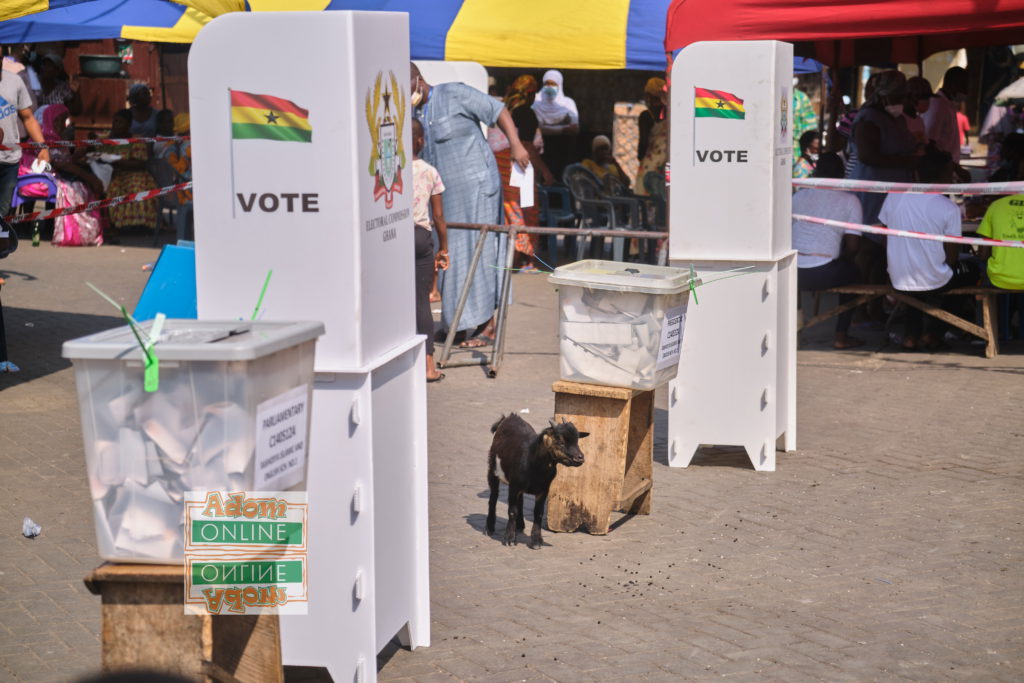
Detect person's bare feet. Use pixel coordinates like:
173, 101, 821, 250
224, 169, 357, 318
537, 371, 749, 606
429, 290, 441, 302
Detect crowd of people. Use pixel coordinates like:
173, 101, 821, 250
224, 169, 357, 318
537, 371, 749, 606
0, 47, 192, 248
793, 66, 1023, 352
410, 63, 669, 375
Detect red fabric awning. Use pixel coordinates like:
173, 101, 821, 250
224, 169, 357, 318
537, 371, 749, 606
665, 0, 1024, 66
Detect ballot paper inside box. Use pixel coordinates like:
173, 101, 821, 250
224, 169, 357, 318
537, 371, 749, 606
549, 260, 696, 390
62, 320, 323, 563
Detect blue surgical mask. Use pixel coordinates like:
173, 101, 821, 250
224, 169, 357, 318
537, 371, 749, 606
541, 86, 557, 100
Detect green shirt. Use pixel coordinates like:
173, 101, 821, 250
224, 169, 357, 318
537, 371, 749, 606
978, 194, 1024, 290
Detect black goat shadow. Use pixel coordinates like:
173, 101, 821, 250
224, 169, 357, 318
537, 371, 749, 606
466, 488, 556, 548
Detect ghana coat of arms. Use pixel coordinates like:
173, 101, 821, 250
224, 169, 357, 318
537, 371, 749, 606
365, 70, 406, 209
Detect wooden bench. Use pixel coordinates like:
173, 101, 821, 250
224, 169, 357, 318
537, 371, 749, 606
797, 284, 1000, 358
546, 380, 654, 535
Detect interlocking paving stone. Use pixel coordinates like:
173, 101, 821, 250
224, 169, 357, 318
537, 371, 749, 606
1, 243, 1022, 681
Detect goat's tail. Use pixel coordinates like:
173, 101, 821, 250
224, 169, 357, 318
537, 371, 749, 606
490, 414, 510, 434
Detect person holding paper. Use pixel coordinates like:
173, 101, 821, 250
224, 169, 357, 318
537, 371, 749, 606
499, 75, 556, 271
411, 62, 529, 347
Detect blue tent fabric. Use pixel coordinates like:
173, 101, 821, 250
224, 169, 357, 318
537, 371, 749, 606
0, 0, 194, 43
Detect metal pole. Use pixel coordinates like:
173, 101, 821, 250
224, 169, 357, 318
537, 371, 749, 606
487, 227, 517, 377
446, 222, 667, 241
437, 225, 490, 368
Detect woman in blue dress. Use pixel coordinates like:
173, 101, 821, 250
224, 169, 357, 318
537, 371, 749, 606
411, 63, 530, 347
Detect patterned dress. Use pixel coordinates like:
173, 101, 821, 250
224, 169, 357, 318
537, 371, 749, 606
416, 83, 507, 334
106, 143, 158, 230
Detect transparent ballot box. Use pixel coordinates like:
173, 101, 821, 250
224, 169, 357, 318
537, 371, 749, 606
62, 320, 324, 563
549, 260, 695, 390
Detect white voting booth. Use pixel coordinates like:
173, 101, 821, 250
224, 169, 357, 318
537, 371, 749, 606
667, 41, 797, 472
189, 11, 428, 682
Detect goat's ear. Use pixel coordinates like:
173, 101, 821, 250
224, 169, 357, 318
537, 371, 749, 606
578, 431, 590, 439
548, 419, 557, 430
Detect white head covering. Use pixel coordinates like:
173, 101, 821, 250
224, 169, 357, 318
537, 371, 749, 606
532, 69, 579, 127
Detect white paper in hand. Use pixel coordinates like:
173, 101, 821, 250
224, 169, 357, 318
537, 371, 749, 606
510, 163, 534, 208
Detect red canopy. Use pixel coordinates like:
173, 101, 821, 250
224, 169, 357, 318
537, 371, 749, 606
665, 0, 1024, 66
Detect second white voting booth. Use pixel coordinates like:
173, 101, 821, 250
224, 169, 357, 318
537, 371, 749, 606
190, 11, 427, 682
668, 40, 797, 471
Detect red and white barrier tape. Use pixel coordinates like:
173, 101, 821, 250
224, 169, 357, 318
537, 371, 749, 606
794, 213, 1024, 249
793, 177, 1024, 196
4, 181, 192, 224
0, 136, 190, 151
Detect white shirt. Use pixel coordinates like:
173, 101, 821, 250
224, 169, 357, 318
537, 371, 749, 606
792, 188, 862, 268
921, 91, 960, 162
880, 194, 961, 291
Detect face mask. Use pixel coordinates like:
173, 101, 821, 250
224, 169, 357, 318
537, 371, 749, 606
885, 104, 904, 118
410, 77, 423, 107
541, 86, 557, 100
808, 153, 819, 162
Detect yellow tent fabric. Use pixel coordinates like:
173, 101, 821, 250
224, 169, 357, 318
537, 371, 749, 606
0, 0, 89, 22
122, 6, 211, 42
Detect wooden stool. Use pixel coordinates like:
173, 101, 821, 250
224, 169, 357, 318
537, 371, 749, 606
546, 380, 654, 535
84, 563, 283, 682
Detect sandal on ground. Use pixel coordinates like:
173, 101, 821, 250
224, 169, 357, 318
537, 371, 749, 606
458, 334, 494, 349
427, 372, 445, 383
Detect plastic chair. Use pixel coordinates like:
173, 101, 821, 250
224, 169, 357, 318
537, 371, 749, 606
11, 173, 58, 244
11, 173, 57, 209
562, 164, 631, 261
537, 185, 574, 263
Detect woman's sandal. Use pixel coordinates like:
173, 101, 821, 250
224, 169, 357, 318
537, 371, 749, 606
458, 334, 494, 349
427, 372, 445, 383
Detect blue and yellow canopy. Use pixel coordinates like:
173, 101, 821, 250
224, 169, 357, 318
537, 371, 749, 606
0, 0, 210, 43
0, 0, 671, 70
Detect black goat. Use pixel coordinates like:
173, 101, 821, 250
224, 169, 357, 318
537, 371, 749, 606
486, 414, 588, 548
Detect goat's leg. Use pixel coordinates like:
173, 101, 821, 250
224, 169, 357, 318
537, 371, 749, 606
528, 490, 548, 549
503, 485, 519, 546
515, 491, 526, 532
486, 470, 499, 536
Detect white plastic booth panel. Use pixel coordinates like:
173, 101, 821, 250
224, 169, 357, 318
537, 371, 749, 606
667, 255, 796, 471
190, 11, 415, 372
669, 40, 793, 262
279, 371, 375, 681
190, 11, 430, 682
372, 342, 430, 653
667, 39, 796, 472
413, 60, 488, 93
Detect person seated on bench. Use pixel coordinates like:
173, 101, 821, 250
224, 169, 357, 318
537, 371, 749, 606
880, 149, 979, 351
976, 154, 1024, 292
792, 152, 864, 348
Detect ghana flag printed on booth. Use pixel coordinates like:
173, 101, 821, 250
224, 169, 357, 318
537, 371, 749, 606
694, 87, 745, 120
231, 90, 312, 142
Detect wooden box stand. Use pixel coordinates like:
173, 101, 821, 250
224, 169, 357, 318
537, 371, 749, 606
84, 564, 283, 683
547, 380, 654, 535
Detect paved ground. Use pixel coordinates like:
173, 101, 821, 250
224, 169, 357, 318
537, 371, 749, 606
1, 236, 1022, 682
